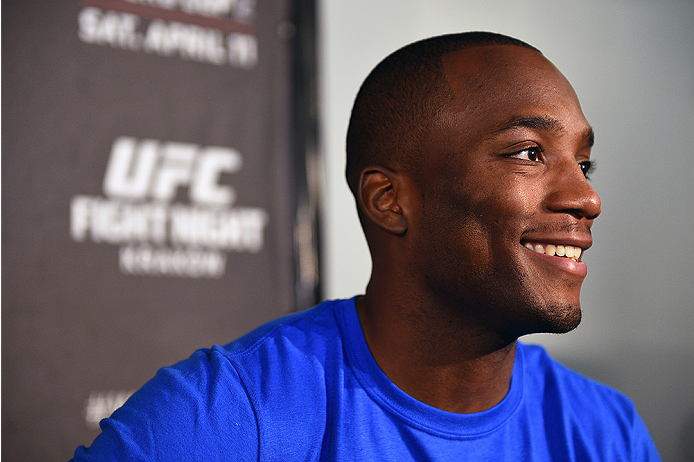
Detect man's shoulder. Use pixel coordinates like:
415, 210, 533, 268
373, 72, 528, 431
518, 342, 639, 421
517, 343, 660, 459
164, 298, 355, 381
128, 297, 355, 418
217, 297, 353, 360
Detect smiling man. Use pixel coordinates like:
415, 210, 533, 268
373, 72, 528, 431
72, 32, 661, 461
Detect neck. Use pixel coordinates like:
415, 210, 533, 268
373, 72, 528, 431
356, 291, 517, 414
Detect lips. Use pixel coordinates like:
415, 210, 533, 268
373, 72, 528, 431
522, 241, 583, 261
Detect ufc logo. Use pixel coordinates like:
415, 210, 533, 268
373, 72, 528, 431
103, 137, 242, 206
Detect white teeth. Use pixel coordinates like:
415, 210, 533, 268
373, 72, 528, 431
524, 242, 583, 261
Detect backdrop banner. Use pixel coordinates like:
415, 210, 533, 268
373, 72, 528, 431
2, 1, 317, 459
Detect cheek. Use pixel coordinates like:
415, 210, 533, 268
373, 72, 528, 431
455, 179, 534, 232
417, 190, 492, 268
416, 173, 540, 264
442, 185, 538, 268
471, 178, 542, 246
478, 177, 537, 215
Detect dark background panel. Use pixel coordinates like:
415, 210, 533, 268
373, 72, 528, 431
2, 0, 317, 459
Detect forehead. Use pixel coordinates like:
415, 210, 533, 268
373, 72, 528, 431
437, 45, 588, 135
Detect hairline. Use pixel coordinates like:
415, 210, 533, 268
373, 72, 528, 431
345, 33, 542, 196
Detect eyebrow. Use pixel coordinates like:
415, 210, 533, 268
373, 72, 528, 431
493, 115, 595, 147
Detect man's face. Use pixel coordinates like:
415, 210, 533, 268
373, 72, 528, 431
410, 45, 601, 339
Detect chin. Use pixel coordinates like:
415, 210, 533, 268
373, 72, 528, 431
501, 297, 583, 339
529, 301, 583, 335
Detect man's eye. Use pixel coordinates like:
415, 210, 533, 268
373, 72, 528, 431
579, 160, 595, 179
508, 147, 541, 162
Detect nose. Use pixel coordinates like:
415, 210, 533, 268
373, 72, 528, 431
544, 162, 601, 220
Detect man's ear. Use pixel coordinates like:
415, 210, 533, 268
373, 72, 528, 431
358, 167, 409, 235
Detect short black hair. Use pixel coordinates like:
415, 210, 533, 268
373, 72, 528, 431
345, 32, 541, 194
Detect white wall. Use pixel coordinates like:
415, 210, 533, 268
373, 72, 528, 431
317, 1, 694, 460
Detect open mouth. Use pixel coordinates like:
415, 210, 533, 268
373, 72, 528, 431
522, 241, 583, 262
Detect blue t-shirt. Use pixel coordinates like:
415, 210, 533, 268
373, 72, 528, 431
72, 298, 661, 461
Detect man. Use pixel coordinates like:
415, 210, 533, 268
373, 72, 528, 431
72, 32, 661, 460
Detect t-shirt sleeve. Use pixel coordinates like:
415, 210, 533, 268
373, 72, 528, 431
70, 347, 258, 462
631, 411, 662, 462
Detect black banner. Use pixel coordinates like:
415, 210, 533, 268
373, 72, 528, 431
2, 0, 318, 459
